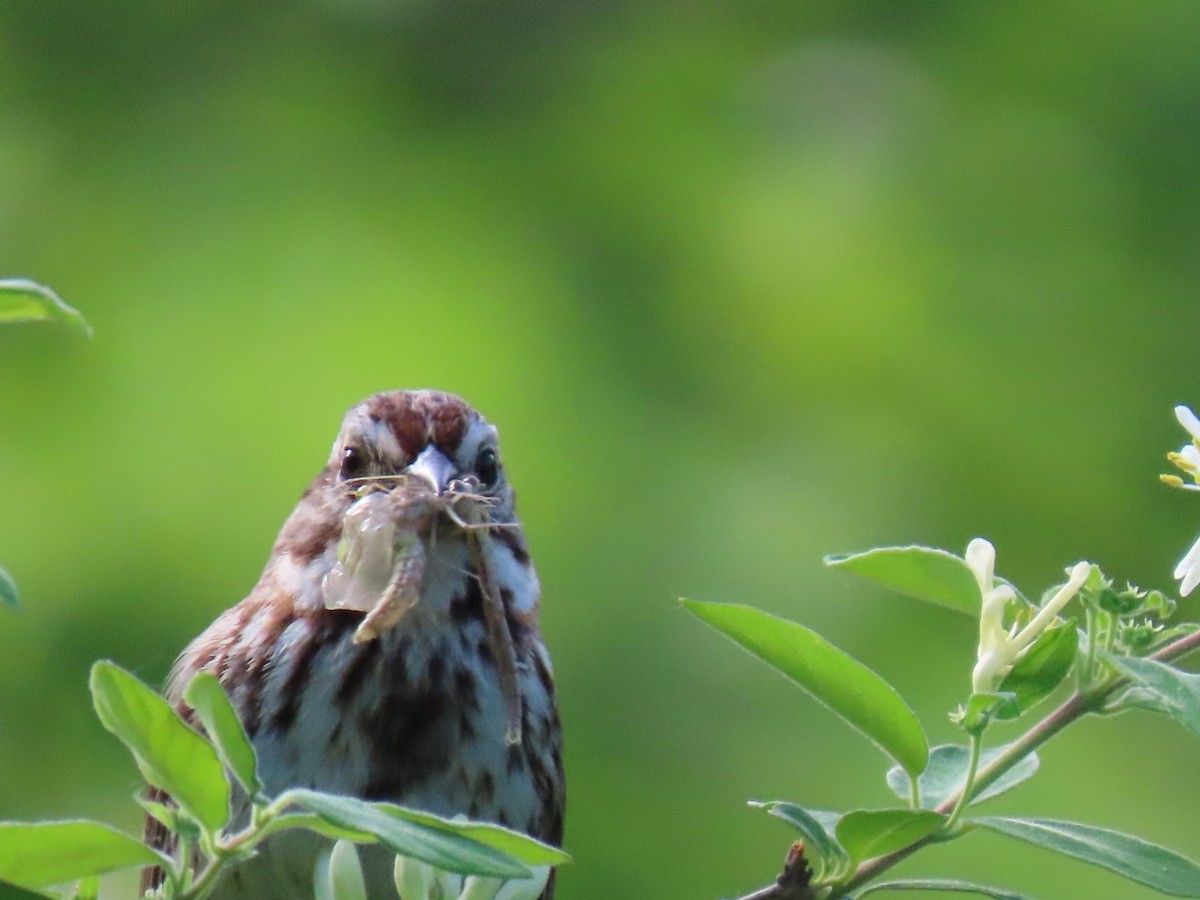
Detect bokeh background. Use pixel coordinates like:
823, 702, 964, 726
3, 2, 1200, 898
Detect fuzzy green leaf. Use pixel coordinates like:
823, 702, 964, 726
683, 599, 928, 776
183, 672, 262, 798
260, 814, 377, 845
835, 809, 945, 866
856, 878, 1035, 899
374, 803, 569, 866
749, 802, 848, 879
282, 790, 530, 879
89, 661, 229, 833
1109, 656, 1200, 738
995, 621, 1077, 718
0, 821, 163, 890
0, 568, 17, 610
887, 744, 1039, 809
825, 546, 980, 615
974, 817, 1200, 896
0, 280, 91, 336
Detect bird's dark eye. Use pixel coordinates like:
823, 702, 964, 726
341, 445, 366, 479
476, 447, 499, 487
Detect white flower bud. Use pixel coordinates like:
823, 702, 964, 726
315, 840, 367, 900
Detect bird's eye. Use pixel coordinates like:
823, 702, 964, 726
341, 445, 367, 479
476, 447, 499, 487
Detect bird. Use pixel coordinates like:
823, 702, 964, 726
142, 389, 564, 898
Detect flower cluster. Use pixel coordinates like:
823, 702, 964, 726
1163, 404, 1200, 596
967, 537, 1091, 695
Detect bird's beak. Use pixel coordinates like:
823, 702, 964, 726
407, 444, 457, 496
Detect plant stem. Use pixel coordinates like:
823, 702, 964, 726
179, 797, 292, 899
1151, 623, 1200, 664
941, 732, 981, 833
1082, 606, 1097, 685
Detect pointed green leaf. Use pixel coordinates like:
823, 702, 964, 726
825, 546, 980, 615
183, 672, 262, 797
996, 621, 1077, 718
135, 797, 181, 836
683, 599, 928, 775
836, 809, 945, 865
887, 744, 1040, 810
373, 803, 569, 866
1109, 656, 1200, 738
89, 661, 229, 833
749, 802, 849, 879
282, 790, 530, 879
856, 878, 1035, 899
0, 821, 164, 890
974, 817, 1200, 896
0, 568, 18, 610
0, 280, 92, 336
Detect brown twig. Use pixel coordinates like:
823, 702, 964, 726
732, 842, 815, 900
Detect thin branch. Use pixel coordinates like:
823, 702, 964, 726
731, 842, 816, 900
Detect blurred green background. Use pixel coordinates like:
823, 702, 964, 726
3, 2, 1200, 898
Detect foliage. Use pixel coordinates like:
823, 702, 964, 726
685, 404, 1200, 900
0, 662, 566, 899
0, 279, 91, 337
0, 277, 89, 613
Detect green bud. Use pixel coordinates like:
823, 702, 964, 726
1096, 587, 1140, 615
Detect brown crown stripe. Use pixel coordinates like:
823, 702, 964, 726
365, 391, 473, 457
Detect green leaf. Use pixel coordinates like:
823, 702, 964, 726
0, 568, 18, 610
260, 814, 377, 845
183, 672, 263, 798
0, 280, 92, 336
749, 802, 849, 879
89, 661, 230, 833
1109, 656, 1200, 738
974, 817, 1200, 896
855, 878, 1035, 899
134, 797, 180, 835
282, 790, 531, 879
887, 744, 1040, 810
682, 599, 928, 776
835, 809, 945, 865
0, 880, 55, 900
374, 803, 569, 867
996, 621, 1078, 718
0, 821, 164, 890
825, 546, 980, 615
